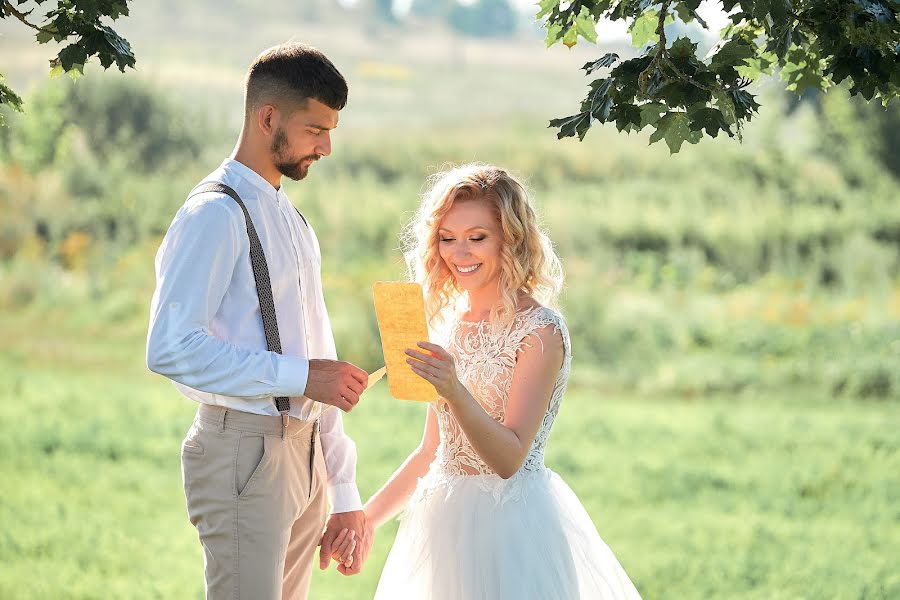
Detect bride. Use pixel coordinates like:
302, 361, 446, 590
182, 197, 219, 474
364, 164, 642, 599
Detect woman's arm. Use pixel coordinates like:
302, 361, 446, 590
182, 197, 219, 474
407, 325, 564, 479
363, 406, 440, 529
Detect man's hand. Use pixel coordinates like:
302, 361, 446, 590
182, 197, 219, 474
319, 510, 374, 576
304, 360, 368, 412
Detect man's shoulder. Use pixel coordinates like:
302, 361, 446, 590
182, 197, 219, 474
180, 170, 246, 217
168, 175, 247, 239
180, 190, 243, 223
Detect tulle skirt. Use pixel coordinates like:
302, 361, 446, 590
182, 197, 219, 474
374, 467, 642, 600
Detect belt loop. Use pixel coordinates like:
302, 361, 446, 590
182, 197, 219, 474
281, 414, 289, 440
218, 407, 227, 432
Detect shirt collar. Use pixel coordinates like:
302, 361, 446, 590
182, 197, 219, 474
220, 158, 280, 199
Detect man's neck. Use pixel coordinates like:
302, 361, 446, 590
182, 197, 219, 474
231, 139, 282, 191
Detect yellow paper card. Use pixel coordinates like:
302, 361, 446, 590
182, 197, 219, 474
373, 282, 437, 402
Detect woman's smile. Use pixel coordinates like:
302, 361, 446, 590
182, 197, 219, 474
455, 263, 482, 274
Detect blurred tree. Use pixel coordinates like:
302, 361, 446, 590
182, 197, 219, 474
449, 0, 517, 38
541, 0, 900, 153
410, 0, 453, 19
0, 0, 135, 126
0, 76, 208, 254
0, 77, 203, 175
815, 85, 900, 180
407, 0, 516, 37
354, 0, 399, 25
375, 0, 398, 23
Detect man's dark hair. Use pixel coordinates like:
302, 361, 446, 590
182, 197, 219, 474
244, 43, 348, 118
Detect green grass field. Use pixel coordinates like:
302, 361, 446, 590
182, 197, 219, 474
1, 309, 897, 600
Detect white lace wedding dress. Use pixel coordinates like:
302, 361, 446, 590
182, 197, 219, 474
373, 306, 642, 599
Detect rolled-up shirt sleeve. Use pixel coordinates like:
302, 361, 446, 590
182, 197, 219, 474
146, 199, 309, 399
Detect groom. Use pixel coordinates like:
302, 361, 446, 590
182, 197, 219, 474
146, 43, 373, 598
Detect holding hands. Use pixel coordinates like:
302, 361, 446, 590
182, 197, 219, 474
319, 510, 375, 575
406, 342, 463, 404
314, 341, 460, 579
322, 527, 356, 569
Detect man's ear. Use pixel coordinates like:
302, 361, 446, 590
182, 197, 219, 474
257, 104, 277, 136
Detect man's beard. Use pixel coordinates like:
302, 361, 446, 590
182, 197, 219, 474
271, 127, 318, 181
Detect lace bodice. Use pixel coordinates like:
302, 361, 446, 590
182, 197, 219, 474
431, 305, 572, 479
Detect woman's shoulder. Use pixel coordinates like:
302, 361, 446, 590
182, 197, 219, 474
510, 302, 567, 347
507, 303, 568, 363
514, 301, 565, 328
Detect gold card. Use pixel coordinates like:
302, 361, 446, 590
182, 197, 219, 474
372, 282, 437, 402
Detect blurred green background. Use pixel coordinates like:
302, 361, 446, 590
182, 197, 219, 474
1, 1, 898, 598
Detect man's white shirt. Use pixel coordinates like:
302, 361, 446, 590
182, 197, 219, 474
147, 158, 361, 513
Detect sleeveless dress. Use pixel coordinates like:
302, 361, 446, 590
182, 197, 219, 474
373, 306, 642, 600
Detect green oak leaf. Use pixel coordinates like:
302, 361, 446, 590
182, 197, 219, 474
581, 78, 613, 114
737, 52, 776, 79
590, 0, 614, 19
639, 102, 668, 127
1, 0, 138, 128
108, 0, 131, 19
583, 53, 620, 75
688, 106, 731, 137
545, 22, 564, 47
536, 0, 557, 19
629, 10, 674, 48
615, 104, 643, 132
675, 2, 708, 27
769, 22, 795, 60
730, 89, 760, 119
575, 6, 599, 44
66, 64, 85, 80
782, 61, 830, 93
591, 94, 615, 121
0, 76, 24, 123
713, 90, 737, 125
100, 25, 135, 67
853, 0, 894, 24
709, 38, 756, 70
749, 0, 774, 21
670, 36, 697, 59
57, 44, 88, 71
563, 24, 579, 48
781, 47, 830, 94
540, 0, 899, 145
549, 112, 592, 140
649, 111, 703, 153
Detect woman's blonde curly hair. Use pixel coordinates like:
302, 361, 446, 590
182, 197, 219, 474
401, 164, 564, 327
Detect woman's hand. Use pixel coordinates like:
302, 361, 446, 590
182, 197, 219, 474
406, 342, 463, 404
328, 527, 356, 569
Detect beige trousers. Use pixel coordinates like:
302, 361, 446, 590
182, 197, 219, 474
181, 404, 328, 600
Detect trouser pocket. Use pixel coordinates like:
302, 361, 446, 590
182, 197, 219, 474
235, 432, 269, 498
